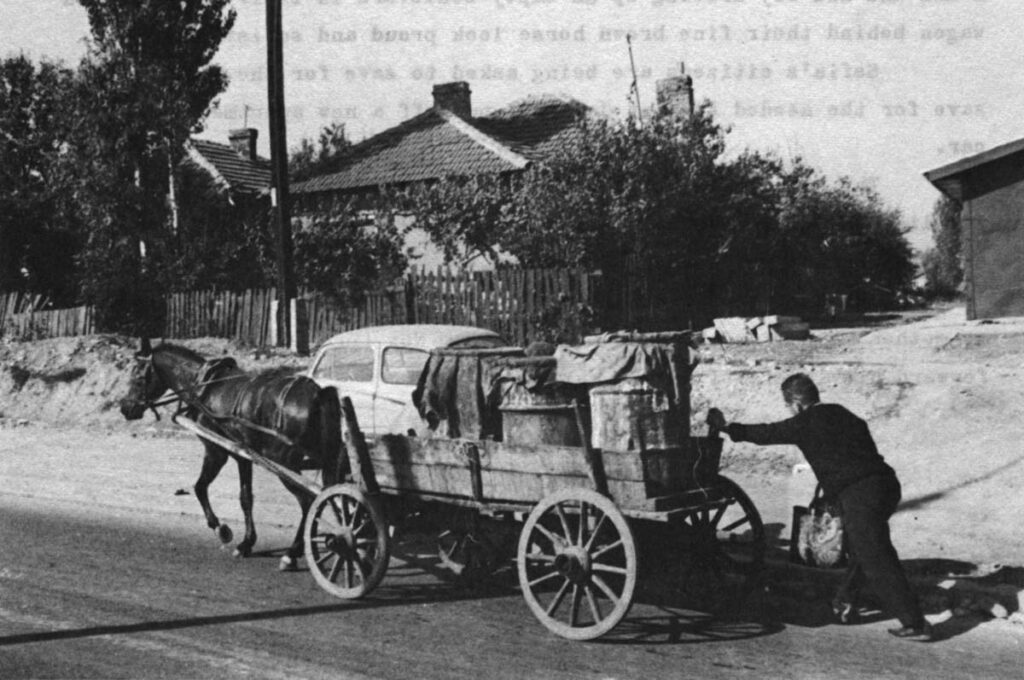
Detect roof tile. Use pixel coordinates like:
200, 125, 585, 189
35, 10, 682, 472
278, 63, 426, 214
293, 95, 591, 195
190, 138, 272, 194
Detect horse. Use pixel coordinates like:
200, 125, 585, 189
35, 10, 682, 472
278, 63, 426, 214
119, 338, 348, 571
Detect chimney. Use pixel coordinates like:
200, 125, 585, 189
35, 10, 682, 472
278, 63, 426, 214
432, 81, 472, 119
229, 128, 259, 160
656, 63, 694, 120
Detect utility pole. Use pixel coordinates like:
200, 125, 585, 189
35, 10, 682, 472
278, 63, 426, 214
266, 0, 295, 347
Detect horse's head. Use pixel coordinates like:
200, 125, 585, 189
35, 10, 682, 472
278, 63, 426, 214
120, 338, 166, 421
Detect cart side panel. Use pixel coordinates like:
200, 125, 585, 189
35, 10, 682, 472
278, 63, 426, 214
370, 435, 721, 510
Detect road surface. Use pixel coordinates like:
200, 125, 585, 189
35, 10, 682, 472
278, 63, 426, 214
0, 427, 1021, 679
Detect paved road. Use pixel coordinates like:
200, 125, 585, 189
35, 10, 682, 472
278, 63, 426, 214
0, 427, 1021, 679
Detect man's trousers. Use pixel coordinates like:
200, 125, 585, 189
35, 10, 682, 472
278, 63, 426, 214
836, 474, 924, 628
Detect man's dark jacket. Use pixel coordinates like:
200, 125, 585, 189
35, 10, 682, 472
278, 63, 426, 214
725, 403, 895, 499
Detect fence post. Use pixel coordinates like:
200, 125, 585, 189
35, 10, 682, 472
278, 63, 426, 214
290, 297, 310, 355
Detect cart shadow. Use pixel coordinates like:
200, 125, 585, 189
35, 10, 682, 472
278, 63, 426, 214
0, 581, 494, 648
603, 609, 783, 645
0, 540, 517, 649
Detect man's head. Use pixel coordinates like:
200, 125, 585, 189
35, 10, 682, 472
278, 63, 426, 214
781, 373, 820, 414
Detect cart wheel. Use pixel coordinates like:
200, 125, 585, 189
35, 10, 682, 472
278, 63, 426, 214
303, 483, 391, 599
517, 488, 638, 640
674, 475, 766, 610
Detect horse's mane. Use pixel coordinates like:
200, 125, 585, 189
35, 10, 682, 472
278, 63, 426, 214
152, 342, 207, 363
152, 343, 299, 379
153, 343, 240, 373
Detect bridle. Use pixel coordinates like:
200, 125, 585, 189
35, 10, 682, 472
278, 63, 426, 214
129, 355, 234, 422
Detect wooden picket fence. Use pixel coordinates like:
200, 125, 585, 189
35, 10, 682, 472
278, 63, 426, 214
407, 266, 596, 345
164, 288, 277, 346
306, 288, 408, 347
0, 266, 599, 348
0, 292, 95, 340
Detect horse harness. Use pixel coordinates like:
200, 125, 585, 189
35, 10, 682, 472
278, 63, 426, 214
148, 356, 309, 453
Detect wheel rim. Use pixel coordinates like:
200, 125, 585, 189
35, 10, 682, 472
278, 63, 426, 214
675, 475, 765, 608
517, 488, 638, 640
304, 484, 391, 599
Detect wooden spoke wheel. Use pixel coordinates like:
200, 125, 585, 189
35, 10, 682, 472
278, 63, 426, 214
303, 484, 391, 599
673, 475, 766, 610
517, 488, 638, 640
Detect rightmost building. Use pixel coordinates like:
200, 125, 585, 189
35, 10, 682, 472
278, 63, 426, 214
925, 138, 1024, 319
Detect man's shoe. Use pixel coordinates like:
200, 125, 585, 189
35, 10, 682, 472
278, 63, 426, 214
887, 623, 933, 641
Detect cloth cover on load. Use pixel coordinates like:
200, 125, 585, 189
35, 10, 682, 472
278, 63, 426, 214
552, 340, 691, 409
412, 348, 523, 438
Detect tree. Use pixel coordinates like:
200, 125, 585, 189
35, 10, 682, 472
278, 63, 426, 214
405, 103, 916, 326
409, 105, 784, 325
68, 0, 236, 334
164, 160, 276, 291
292, 200, 408, 307
921, 194, 962, 298
426, 106, 737, 272
290, 122, 353, 182
773, 163, 917, 311
0, 56, 80, 304
288, 127, 409, 306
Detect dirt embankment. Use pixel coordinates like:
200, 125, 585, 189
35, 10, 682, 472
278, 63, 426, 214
0, 335, 307, 432
3, 310, 1024, 465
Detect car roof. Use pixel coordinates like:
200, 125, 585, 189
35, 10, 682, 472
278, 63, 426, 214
317, 324, 502, 350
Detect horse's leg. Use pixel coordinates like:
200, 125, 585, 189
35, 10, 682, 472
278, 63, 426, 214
195, 443, 233, 545
278, 476, 313, 571
233, 458, 257, 558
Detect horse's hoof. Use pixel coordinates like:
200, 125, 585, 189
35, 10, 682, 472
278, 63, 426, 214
216, 524, 233, 544
233, 547, 248, 559
279, 555, 299, 572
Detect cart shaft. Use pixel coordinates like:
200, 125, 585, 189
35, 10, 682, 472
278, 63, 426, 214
173, 414, 321, 497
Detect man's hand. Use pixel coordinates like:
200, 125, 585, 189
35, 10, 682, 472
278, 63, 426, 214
706, 407, 727, 431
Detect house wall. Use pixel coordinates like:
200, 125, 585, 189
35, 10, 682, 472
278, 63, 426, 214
962, 154, 1024, 319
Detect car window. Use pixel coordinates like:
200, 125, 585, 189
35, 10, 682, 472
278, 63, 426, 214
381, 347, 429, 385
449, 336, 505, 348
311, 344, 374, 382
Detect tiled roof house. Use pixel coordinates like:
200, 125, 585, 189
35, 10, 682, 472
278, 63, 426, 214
292, 65, 696, 198
187, 128, 272, 197
291, 82, 592, 199
291, 71, 695, 268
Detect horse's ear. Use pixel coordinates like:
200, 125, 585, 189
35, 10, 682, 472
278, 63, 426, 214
139, 337, 152, 356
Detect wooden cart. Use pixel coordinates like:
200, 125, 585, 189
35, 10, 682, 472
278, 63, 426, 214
365, 429, 765, 640
175, 335, 766, 641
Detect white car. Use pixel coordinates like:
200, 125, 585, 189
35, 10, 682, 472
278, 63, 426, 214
307, 324, 506, 436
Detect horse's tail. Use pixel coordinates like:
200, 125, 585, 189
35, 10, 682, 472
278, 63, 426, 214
312, 385, 349, 486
